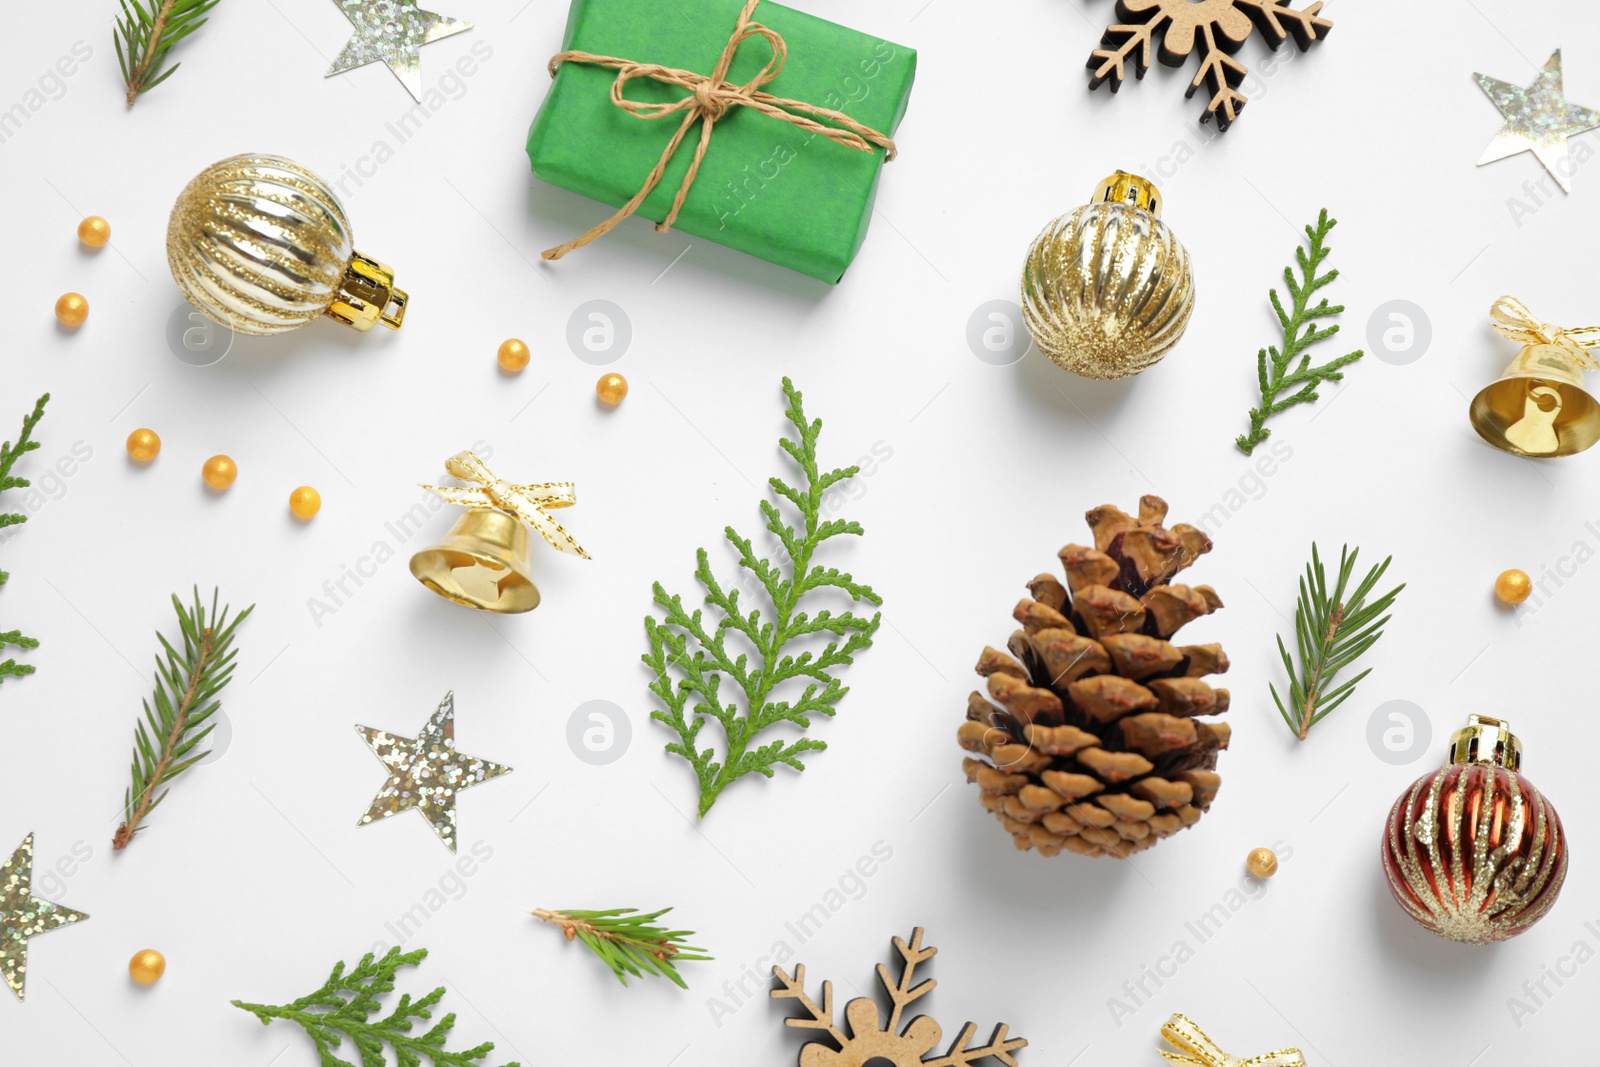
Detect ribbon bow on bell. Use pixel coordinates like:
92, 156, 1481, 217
1490, 296, 1600, 369
1160, 1015, 1306, 1067
420, 451, 590, 559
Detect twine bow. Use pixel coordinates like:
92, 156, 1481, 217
541, 0, 898, 261
420, 451, 590, 559
1490, 295, 1600, 370
1160, 1015, 1306, 1067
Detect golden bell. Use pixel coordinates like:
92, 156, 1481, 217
1469, 343, 1600, 457
408, 508, 540, 614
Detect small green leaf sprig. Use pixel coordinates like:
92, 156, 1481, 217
116, 0, 221, 106
644, 378, 882, 817
1, 394, 48, 687
232, 947, 518, 1067
532, 907, 710, 989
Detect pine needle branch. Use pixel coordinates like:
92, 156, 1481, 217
113, 587, 252, 849
644, 378, 882, 817
531, 907, 710, 990
0, 394, 47, 687
232, 946, 519, 1067
116, 0, 221, 107
1271, 544, 1404, 740
1236, 209, 1364, 454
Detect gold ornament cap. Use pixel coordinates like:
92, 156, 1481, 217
1447, 714, 1522, 771
1092, 171, 1162, 217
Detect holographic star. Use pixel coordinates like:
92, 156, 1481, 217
1475, 50, 1600, 193
1, 834, 88, 1001
327, 0, 473, 102
355, 692, 512, 853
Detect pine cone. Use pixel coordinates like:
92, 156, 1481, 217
959, 495, 1229, 858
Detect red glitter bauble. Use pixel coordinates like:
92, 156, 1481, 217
1382, 760, 1567, 944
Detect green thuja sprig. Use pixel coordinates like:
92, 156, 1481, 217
116, 0, 221, 106
232, 947, 518, 1067
645, 377, 882, 818
532, 907, 710, 989
1, 394, 48, 688
113, 588, 252, 850
1237, 210, 1364, 454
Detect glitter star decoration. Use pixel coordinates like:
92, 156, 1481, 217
2, 834, 88, 1001
1476, 50, 1600, 194
327, 0, 473, 102
355, 691, 512, 853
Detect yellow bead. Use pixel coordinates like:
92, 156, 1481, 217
596, 372, 629, 406
55, 292, 89, 328
202, 454, 237, 491
1246, 847, 1279, 879
78, 216, 111, 249
498, 338, 530, 373
289, 485, 322, 521
129, 949, 165, 986
126, 428, 161, 464
1495, 568, 1532, 605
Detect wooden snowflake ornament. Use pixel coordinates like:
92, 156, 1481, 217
1087, 0, 1334, 130
772, 928, 1026, 1067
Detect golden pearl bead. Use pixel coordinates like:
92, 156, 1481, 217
497, 338, 530, 373
129, 949, 165, 986
78, 216, 111, 249
1495, 568, 1532, 605
202, 454, 237, 491
126, 428, 161, 464
55, 292, 89, 328
1246, 847, 1279, 879
596, 372, 629, 406
289, 485, 322, 521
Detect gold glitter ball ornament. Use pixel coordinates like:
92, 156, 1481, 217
55, 292, 89, 328
126, 428, 161, 463
202, 455, 237, 491
596, 372, 628, 406
1495, 568, 1532, 604
289, 486, 322, 520
1021, 171, 1195, 379
78, 216, 111, 248
1246, 847, 1278, 879
128, 949, 165, 986
167, 154, 407, 337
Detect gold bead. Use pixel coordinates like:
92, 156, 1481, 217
596, 372, 629, 406
55, 292, 89, 328
1246, 847, 1279, 879
126, 428, 161, 464
497, 338, 531, 373
289, 485, 322, 521
1495, 568, 1532, 605
202, 454, 237, 491
128, 949, 165, 986
78, 216, 111, 249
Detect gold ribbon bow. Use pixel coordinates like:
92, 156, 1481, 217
542, 0, 898, 261
420, 451, 590, 559
1491, 295, 1600, 370
1160, 1015, 1306, 1067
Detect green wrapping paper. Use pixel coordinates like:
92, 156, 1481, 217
526, 0, 916, 283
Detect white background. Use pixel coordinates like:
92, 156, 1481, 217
1, 0, 1595, 1064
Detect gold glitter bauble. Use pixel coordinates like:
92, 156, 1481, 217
167, 154, 407, 336
55, 292, 89, 328
1495, 568, 1532, 604
1246, 847, 1278, 879
1021, 171, 1194, 379
128, 949, 165, 986
202, 455, 237, 491
126, 428, 161, 463
78, 216, 111, 248
498, 338, 530, 373
289, 485, 322, 520
596, 372, 628, 406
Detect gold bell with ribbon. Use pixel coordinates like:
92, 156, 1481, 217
1469, 296, 1600, 457
408, 451, 590, 614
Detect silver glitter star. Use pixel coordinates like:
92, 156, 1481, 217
355, 691, 511, 853
327, 0, 473, 102
1476, 50, 1600, 193
1, 835, 88, 1001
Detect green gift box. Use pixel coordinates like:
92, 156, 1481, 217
526, 0, 916, 283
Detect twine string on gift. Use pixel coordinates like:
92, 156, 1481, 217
541, 0, 898, 260
420, 450, 591, 558
1159, 1014, 1306, 1067
1490, 295, 1600, 370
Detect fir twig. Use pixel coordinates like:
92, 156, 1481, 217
116, 0, 221, 106
532, 907, 710, 990
0, 394, 48, 687
1271, 544, 1404, 740
113, 587, 252, 849
1236, 210, 1364, 454
644, 378, 882, 817
232, 946, 518, 1067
